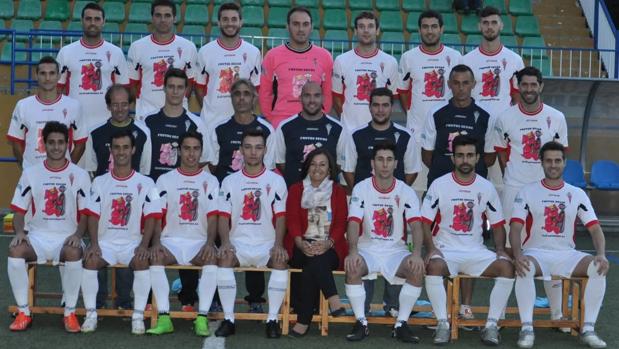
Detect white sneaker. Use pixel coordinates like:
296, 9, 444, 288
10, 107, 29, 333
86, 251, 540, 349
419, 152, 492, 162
517, 329, 535, 348
581, 331, 607, 348
81, 317, 97, 333
131, 318, 145, 335
551, 315, 571, 333
459, 305, 478, 331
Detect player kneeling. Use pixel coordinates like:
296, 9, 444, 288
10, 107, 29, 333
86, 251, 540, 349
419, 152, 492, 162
344, 141, 425, 342
8, 122, 90, 332
511, 142, 609, 349
422, 135, 514, 345
80, 130, 163, 334
147, 131, 220, 336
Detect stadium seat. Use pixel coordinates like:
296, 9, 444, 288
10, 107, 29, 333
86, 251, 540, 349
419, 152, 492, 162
241, 6, 264, 27
102, 3, 126, 23
323, 29, 349, 41
442, 33, 463, 46
241, 0, 264, 5
349, 0, 373, 11
122, 23, 148, 46
323, 9, 348, 30
0, 2, 14, 20
590, 160, 619, 190
268, 7, 289, 28
241, 27, 264, 49
17, 0, 41, 20
66, 21, 82, 32
103, 22, 121, 34
529, 57, 552, 76
180, 25, 206, 47
37, 20, 64, 43
564, 160, 588, 189
379, 11, 404, 32
11, 19, 34, 42
322, 0, 346, 9
295, 0, 319, 7
323, 29, 350, 53
485, 0, 507, 14
460, 14, 478, 34
72, 1, 89, 21
1, 42, 27, 62
406, 12, 422, 33
102, 23, 122, 46
515, 15, 540, 37
266, 27, 288, 48
381, 31, 406, 54
46, 0, 70, 21
502, 15, 514, 35
30, 41, 55, 62
129, 3, 151, 23
443, 13, 459, 34
402, 0, 425, 12
376, 0, 400, 11
208, 26, 220, 40
187, 0, 209, 3
184, 4, 209, 25
464, 34, 482, 53
428, 0, 452, 13
501, 34, 518, 49
269, 0, 292, 7
509, 0, 533, 16
521, 36, 547, 59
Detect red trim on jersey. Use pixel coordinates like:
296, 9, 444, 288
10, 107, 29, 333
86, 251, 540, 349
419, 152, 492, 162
83, 208, 100, 219
206, 210, 219, 218
35, 94, 62, 105
419, 44, 444, 56
129, 78, 142, 98
64, 71, 72, 95
406, 216, 421, 224
10, 204, 27, 215
421, 216, 434, 225
242, 166, 266, 178
451, 172, 476, 186
354, 47, 379, 59
150, 34, 176, 46
274, 211, 286, 219
584, 220, 599, 228
74, 137, 88, 144
177, 167, 203, 177
479, 44, 503, 56
371, 177, 396, 193
80, 38, 104, 49
348, 216, 362, 225
219, 211, 231, 218
217, 38, 242, 51
518, 102, 543, 116
6, 134, 25, 144
44, 159, 69, 172
490, 220, 506, 229
143, 212, 163, 220
510, 217, 525, 225
432, 211, 441, 236
332, 91, 344, 99
111, 169, 136, 181
493, 145, 508, 152
541, 179, 564, 191
522, 212, 533, 245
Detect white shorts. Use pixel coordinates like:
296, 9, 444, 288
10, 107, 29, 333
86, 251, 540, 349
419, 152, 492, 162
487, 161, 504, 193
431, 248, 501, 277
523, 248, 590, 280
358, 247, 410, 285
161, 237, 204, 265
100, 240, 140, 265
502, 184, 522, 248
233, 240, 272, 267
29, 232, 71, 265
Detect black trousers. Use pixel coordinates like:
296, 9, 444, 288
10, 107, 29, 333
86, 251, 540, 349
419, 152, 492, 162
178, 270, 199, 305
290, 246, 339, 325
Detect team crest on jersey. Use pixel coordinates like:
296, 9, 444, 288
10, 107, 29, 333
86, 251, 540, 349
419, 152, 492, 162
447, 131, 466, 152
106, 50, 111, 63
452, 201, 474, 232
543, 203, 565, 234
241, 190, 261, 221
394, 131, 400, 144
81, 62, 102, 91
325, 123, 332, 136
110, 194, 132, 226
63, 108, 68, 119
522, 130, 542, 160
69, 173, 75, 186
423, 69, 445, 98
546, 116, 551, 129
179, 190, 199, 221
446, 56, 451, 67
159, 142, 179, 166
567, 192, 572, 204
177, 47, 183, 59
218, 67, 240, 93
137, 183, 142, 195
477, 192, 482, 205
43, 186, 66, 217
266, 184, 272, 196
380, 62, 385, 73
474, 111, 480, 123
302, 144, 318, 161
243, 52, 247, 63
372, 207, 393, 237
501, 58, 507, 70
231, 149, 244, 171
356, 72, 377, 102
481, 68, 500, 97
292, 73, 312, 98
152, 59, 169, 87
395, 195, 400, 207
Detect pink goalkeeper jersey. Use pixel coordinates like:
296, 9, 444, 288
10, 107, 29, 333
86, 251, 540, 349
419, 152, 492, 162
259, 43, 333, 127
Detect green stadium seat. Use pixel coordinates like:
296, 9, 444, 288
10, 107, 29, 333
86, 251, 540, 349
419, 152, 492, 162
180, 25, 206, 47
17, 0, 41, 20
30, 41, 56, 62
324, 9, 348, 30
322, 0, 346, 9
188, 0, 209, 3
381, 31, 406, 54
485, 0, 506, 14
184, 4, 209, 25
37, 20, 64, 44
122, 23, 148, 46
377, 0, 400, 11
1, 43, 28, 62
521, 36, 548, 59
269, 0, 292, 7
241, 0, 264, 6
379, 11, 403, 32
103, 22, 121, 33
349, 0, 373, 11
67, 21, 82, 32
266, 27, 287, 48
242, 26, 264, 37
72, 1, 89, 21
46, 0, 70, 21
509, 0, 533, 16
268, 7, 289, 28
0, 2, 14, 20
460, 14, 478, 34
502, 15, 514, 35
11, 19, 34, 42
351, 10, 378, 26
323, 29, 349, 41
102, 3, 126, 23
402, 0, 425, 12
129, 3, 151, 23
443, 13, 458, 33
102, 22, 122, 46
442, 33, 462, 46
501, 34, 518, 48
296, 0, 319, 7
406, 11, 422, 32
429, 0, 452, 13
208, 26, 220, 40
323, 30, 350, 53
515, 15, 540, 36
528, 57, 552, 76
241, 6, 264, 27
464, 34, 482, 53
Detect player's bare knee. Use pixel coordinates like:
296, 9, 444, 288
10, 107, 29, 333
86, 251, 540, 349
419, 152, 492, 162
82, 258, 99, 270
270, 261, 288, 270
8, 245, 26, 258
149, 254, 164, 266
426, 258, 446, 275
218, 255, 236, 268
345, 270, 363, 284
405, 270, 424, 286
496, 259, 515, 278
61, 246, 82, 261
131, 258, 149, 271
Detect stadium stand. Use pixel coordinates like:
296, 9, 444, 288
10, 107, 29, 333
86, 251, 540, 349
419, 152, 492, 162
591, 160, 619, 190
564, 159, 588, 189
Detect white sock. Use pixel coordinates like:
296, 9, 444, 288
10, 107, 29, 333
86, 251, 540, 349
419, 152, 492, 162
396, 282, 422, 324
515, 263, 536, 331
217, 267, 237, 322
8, 257, 30, 316
426, 275, 448, 323
59, 265, 66, 305
544, 279, 563, 319
345, 284, 366, 324
486, 277, 514, 328
198, 265, 218, 315
583, 261, 606, 333
132, 270, 150, 320
81, 269, 99, 319
150, 266, 170, 313
267, 269, 288, 322
62, 260, 83, 316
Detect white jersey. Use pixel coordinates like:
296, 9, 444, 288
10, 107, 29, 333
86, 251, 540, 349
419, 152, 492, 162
157, 168, 219, 241
86, 170, 162, 244
196, 39, 261, 126
57, 39, 129, 128
511, 180, 598, 250
463, 45, 524, 119
349, 177, 421, 252
219, 167, 287, 246
421, 172, 504, 251
398, 44, 462, 137
127, 35, 198, 119
332, 48, 399, 131
10, 160, 90, 237
492, 103, 568, 187
7, 95, 87, 169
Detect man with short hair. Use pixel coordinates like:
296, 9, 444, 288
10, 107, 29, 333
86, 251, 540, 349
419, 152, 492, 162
332, 11, 399, 131
128, 0, 198, 119
80, 130, 162, 334
215, 127, 289, 339
195, 2, 261, 127
7, 57, 87, 169
7, 122, 91, 332
147, 131, 220, 336
259, 6, 333, 127
510, 141, 608, 349
56, 2, 129, 129
422, 135, 514, 345
344, 141, 424, 343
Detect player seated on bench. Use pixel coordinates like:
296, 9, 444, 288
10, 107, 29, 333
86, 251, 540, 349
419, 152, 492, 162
421, 135, 515, 345
215, 127, 289, 339
147, 131, 220, 336
80, 130, 163, 335
8, 122, 91, 332
344, 141, 425, 343
510, 141, 609, 349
